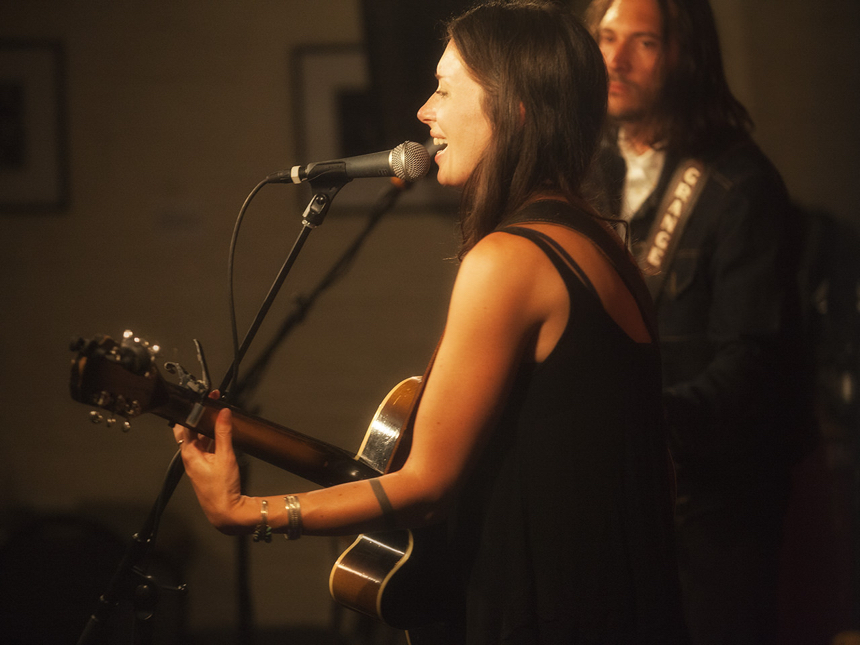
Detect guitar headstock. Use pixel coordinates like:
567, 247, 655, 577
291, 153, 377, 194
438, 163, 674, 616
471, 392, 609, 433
69, 331, 167, 430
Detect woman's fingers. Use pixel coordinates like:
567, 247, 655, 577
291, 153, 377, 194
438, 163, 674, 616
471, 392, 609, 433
213, 407, 236, 463
171, 389, 222, 449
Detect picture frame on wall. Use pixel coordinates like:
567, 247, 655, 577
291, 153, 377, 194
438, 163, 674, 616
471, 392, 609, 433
290, 44, 454, 213
0, 40, 69, 213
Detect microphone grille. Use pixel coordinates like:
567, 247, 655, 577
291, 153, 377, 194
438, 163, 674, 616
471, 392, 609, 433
391, 141, 431, 182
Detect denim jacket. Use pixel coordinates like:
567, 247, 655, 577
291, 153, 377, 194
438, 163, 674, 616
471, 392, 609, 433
590, 138, 814, 496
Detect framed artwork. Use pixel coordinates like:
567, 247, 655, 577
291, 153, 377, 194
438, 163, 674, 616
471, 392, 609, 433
0, 40, 69, 212
290, 44, 453, 212
291, 44, 382, 209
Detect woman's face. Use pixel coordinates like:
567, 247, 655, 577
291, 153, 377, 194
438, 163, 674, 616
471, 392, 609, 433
417, 42, 493, 187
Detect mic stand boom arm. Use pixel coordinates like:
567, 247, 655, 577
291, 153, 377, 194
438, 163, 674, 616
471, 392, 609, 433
230, 177, 409, 402
219, 177, 346, 395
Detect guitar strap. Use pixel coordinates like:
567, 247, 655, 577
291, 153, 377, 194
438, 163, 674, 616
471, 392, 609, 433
639, 158, 709, 302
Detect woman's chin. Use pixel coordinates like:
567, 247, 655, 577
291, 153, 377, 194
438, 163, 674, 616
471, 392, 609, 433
435, 168, 468, 189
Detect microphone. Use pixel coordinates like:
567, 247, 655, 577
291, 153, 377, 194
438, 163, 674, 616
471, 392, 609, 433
268, 141, 431, 185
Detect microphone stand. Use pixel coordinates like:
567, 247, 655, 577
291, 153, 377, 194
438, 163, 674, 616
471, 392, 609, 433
76, 451, 187, 645
229, 177, 414, 402
220, 178, 347, 395
77, 177, 348, 645
228, 178, 417, 642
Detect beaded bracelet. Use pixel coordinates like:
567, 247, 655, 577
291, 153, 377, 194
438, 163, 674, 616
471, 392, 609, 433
253, 499, 273, 543
284, 495, 302, 541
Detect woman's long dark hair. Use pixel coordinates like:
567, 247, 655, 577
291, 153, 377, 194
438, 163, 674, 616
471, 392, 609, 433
585, 0, 752, 157
446, 1, 608, 257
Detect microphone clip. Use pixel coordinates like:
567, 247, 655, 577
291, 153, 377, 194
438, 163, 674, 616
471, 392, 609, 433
301, 181, 345, 228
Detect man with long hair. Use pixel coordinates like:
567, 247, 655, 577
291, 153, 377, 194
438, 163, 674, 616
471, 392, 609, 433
584, 0, 813, 643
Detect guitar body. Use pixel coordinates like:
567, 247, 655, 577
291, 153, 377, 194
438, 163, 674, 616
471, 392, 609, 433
332, 524, 453, 630
329, 378, 452, 629
68, 333, 450, 630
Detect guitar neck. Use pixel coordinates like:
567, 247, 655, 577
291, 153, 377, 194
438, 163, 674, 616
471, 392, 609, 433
155, 380, 379, 487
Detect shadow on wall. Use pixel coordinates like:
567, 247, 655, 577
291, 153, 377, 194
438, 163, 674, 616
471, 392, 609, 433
0, 504, 409, 644
0, 508, 189, 644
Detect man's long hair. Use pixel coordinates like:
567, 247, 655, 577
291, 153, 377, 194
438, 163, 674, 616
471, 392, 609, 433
447, 1, 608, 257
585, 0, 752, 157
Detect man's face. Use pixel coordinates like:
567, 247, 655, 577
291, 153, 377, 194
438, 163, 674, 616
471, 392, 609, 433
597, 0, 667, 124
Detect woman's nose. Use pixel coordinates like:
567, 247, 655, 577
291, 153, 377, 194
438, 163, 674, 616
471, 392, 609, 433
417, 94, 436, 124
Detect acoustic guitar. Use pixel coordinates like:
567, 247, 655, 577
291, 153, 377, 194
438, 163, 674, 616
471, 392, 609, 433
68, 331, 451, 630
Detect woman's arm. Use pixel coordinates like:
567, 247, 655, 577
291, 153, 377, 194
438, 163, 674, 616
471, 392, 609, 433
174, 232, 562, 537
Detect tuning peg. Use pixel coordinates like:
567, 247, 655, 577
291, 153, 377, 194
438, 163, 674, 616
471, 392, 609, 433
89, 411, 104, 424
124, 401, 142, 417
93, 391, 112, 408
121, 420, 132, 432
122, 330, 155, 352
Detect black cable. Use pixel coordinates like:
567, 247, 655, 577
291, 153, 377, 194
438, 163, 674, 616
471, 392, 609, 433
225, 178, 269, 402
230, 179, 408, 403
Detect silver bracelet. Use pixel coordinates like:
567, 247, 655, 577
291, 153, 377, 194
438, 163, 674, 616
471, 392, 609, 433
284, 495, 302, 540
253, 499, 272, 543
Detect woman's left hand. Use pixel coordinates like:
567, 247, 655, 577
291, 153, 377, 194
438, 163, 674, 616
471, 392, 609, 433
172, 391, 251, 534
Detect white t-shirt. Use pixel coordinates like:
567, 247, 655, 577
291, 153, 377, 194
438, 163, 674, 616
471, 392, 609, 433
618, 133, 666, 221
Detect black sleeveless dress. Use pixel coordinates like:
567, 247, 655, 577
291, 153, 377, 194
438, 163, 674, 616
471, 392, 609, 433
415, 201, 687, 644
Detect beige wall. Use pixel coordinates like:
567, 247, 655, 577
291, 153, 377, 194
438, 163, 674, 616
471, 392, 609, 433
0, 0, 458, 637
712, 0, 860, 224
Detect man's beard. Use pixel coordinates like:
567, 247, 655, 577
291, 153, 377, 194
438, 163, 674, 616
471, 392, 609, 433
607, 75, 661, 130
